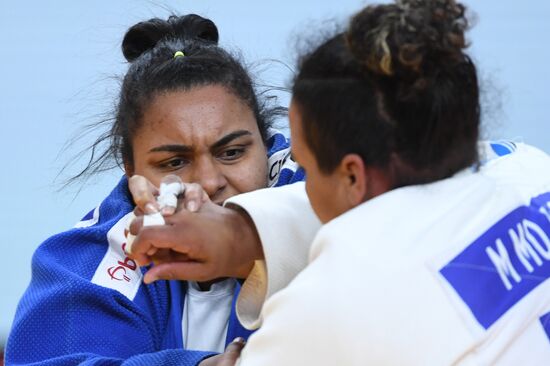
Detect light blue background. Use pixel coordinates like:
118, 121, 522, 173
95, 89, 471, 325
1, 0, 549, 343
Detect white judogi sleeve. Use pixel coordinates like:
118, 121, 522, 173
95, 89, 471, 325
225, 182, 321, 329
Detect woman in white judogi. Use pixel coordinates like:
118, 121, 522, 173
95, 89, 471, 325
128, 0, 550, 364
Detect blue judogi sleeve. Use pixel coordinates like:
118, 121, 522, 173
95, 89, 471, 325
6, 129, 302, 365
5, 179, 215, 365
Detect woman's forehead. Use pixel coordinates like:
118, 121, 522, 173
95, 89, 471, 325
136, 85, 260, 146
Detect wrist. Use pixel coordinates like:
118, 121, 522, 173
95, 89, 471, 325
228, 204, 264, 278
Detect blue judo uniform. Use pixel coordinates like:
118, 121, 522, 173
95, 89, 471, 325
6, 131, 303, 366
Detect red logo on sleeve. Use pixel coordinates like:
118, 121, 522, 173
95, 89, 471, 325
107, 243, 138, 282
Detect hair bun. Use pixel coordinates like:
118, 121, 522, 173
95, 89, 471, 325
122, 14, 219, 62
346, 0, 469, 78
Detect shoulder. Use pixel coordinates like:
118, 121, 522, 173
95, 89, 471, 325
265, 129, 305, 187
480, 140, 550, 171
33, 177, 142, 299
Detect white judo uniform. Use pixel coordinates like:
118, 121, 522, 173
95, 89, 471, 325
226, 142, 550, 365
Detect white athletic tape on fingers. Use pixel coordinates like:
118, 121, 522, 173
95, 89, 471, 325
125, 178, 183, 255
143, 211, 166, 226
157, 181, 185, 209
157, 193, 178, 209
125, 212, 165, 254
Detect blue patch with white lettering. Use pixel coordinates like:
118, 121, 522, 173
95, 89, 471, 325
440, 192, 550, 329
541, 312, 550, 342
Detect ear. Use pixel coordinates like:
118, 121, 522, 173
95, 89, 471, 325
337, 154, 367, 207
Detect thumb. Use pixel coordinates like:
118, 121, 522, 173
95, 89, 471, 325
128, 175, 159, 214
224, 338, 246, 363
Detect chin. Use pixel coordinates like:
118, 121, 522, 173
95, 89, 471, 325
315, 210, 332, 224
317, 206, 347, 224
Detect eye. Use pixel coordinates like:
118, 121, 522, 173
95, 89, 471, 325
158, 157, 189, 171
218, 147, 246, 161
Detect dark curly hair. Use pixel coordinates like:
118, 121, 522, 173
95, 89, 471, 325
293, 0, 479, 187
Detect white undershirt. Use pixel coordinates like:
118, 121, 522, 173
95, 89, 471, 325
181, 278, 236, 352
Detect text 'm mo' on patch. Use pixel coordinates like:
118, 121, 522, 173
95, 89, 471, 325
440, 192, 550, 329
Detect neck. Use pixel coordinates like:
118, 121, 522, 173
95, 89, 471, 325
364, 166, 392, 201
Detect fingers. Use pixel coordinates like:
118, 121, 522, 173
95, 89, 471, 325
151, 249, 190, 264
160, 205, 177, 216
126, 211, 164, 256
143, 261, 215, 283
223, 338, 246, 364
127, 223, 196, 264
147, 247, 158, 257
129, 175, 209, 215
198, 338, 245, 366
181, 183, 210, 212
158, 175, 185, 215
129, 215, 144, 236
128, 175, 159, 214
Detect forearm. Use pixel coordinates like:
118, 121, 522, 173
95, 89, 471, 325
224, 182, 321, 328
225, 205, 264, 279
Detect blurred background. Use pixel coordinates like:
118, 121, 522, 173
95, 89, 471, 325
1, 0, 549, 356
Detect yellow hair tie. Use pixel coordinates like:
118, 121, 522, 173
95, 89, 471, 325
173, 51, 185, 59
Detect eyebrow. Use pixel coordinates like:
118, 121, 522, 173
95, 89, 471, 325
148, 130, 253, 154
210, 130, 252, 150
149, 144, 193, 154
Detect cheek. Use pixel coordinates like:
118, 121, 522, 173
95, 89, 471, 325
127, 149, 163, 187
127, 137, 160, 184
225, 150, 268, 194
130, 164, 163, 188
305, 175, 337, 223
305, 178, 324, 217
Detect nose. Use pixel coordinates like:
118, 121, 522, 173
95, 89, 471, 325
190, 156, 228, 200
